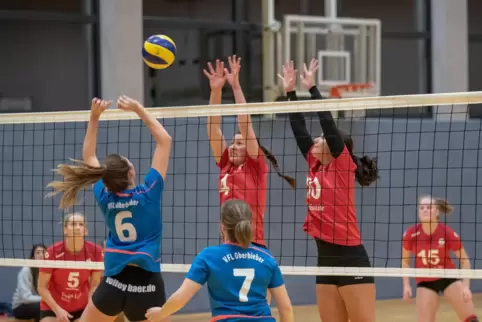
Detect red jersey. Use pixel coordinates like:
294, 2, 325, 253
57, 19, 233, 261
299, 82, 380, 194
40, 241, 104, 312
403, 223, 462, 283
303, 146, 361, 246
217, 148, 268, 246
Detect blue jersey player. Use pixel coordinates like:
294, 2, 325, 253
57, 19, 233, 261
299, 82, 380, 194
145, 200, 294, 322
47, 96, 172, 322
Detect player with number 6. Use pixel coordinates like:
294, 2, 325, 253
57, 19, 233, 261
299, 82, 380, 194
145, 199, 293, 322
38, 213, 103, 322
402, 195, 478, 322
46, 96, 172, 322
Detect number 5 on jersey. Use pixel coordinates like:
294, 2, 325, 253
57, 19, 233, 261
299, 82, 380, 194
115, 211, 137, 242
234, 268, 254, 302
67, 272, 79, 288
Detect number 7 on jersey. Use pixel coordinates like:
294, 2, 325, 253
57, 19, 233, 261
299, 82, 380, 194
233, 268, 254, 302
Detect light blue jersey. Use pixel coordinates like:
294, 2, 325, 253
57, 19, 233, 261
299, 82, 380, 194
186, 243, 284, 322
94, 168, 163, 276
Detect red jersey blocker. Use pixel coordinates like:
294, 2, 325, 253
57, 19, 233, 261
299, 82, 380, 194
403, 223, 462, 284
305, 145, 360, 246
287, 85, 375, 287
40, 241, 104, 313
217, 148, 268, 246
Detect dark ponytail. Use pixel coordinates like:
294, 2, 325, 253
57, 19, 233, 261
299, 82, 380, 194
338, 129, 379, 187
352, 155, 379, 186
257, 141, 296, 189
29, 244, 46, 294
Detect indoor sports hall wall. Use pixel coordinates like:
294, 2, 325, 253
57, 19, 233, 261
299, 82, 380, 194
1, 0, 482, 112
1, 115, 482, 312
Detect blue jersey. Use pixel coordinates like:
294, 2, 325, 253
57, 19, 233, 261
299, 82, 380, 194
94, 168, 164, 276
186, 243, 284, 322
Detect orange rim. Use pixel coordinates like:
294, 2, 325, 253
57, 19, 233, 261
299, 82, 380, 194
329, 83, 373, 98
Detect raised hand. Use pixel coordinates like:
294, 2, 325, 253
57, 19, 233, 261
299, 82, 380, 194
117, 95, 142, 113
224, 55, 241, 89
300, 58, 319, 90
203, 59, 226, 91
90, 98, 111, 119
277, 61, 297, 93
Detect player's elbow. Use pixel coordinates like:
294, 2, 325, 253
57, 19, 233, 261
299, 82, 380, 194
156, 130, 172, 145
151, 124, 171, 146
37, 285, 48, 298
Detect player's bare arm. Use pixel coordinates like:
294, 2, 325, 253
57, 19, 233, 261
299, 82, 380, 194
204, 59, 227, 163
83, 98, 111, 168
225, 55, 259, 158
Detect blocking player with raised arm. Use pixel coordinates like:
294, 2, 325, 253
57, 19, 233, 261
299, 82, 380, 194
204, 56, 295, 250
402, 196, 478, 322
46, 97, 172, 322
38, 213, 103, 322
278, 60, 379, 322
145, 199, 294, 322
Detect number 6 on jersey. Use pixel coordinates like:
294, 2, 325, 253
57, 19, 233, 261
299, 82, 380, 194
234, 268, 255, 302
115, 211, 137, 242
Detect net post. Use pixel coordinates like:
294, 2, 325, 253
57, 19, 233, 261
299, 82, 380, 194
324, 0, 342, 119
324, 0, 338, 19
296, 23, 305, 86
261, 0, 278, 103
375, 20, 382, 96
283, 15, 291, 85
431, 0, 469, 120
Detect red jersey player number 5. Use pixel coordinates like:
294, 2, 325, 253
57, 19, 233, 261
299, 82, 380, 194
38, 214, 103, 322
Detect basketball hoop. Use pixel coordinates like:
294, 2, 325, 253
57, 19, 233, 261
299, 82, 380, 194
329, 83, 376, 98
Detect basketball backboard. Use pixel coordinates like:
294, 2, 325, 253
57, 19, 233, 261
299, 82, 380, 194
281, 15, 381, 98
261, 7, 382, 102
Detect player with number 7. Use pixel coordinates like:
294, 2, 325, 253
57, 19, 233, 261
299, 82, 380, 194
145, 199, 294, 322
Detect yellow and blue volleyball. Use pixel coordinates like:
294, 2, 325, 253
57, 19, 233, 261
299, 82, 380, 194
142, 35, 176, 69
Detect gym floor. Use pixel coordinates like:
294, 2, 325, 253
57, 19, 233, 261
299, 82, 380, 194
172, 293, 482, 321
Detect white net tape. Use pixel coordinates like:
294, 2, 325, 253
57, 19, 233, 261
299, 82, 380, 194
1, 91, 481, 124
0, 258, 480, 279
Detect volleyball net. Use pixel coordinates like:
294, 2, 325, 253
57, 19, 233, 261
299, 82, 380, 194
2, 90, 482, 281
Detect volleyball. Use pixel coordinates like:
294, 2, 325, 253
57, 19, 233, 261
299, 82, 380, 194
142, 35, 176, 69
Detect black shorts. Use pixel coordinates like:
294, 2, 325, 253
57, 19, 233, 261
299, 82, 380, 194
40, 309, 83, 321
315, 238, 374, 286
417, 278, 461, 294
251, 242, 268, 249
92, 265, 166, 322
